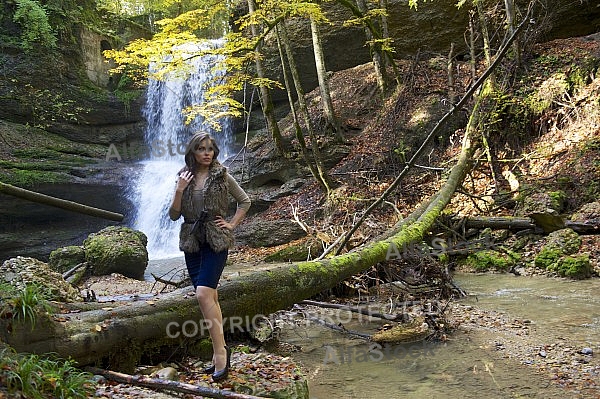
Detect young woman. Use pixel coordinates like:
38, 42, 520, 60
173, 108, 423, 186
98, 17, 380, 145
169, 132, 250, 381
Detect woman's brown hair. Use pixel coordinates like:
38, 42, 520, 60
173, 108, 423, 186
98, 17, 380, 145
183, 131, 220, 171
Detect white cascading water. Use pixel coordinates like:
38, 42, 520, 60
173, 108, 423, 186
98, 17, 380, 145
129, 40, 234, 259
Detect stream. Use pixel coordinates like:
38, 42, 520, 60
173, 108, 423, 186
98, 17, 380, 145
273, 273, 600, 399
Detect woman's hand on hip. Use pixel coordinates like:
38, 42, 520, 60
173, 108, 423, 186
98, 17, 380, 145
215, 216, 233, 231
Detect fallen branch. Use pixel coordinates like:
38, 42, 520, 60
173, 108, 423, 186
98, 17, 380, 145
150, 273, 189, 288
62, 262, 87, 280
85, 367, 267, 399
302, 314, 372, 340
300, 299, 405, 321
0, 182, 123, 221
462, 216, 599, 234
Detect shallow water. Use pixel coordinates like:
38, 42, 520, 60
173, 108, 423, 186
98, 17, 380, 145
456, 273, 600, 346
275, 273, 600, 399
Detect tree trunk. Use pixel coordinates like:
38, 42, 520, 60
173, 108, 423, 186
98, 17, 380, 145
275, 24, 322, 186
247, 0, 286, 156
336, 0, 401, 85
448, 42, 456, 104
468, 10, 477, 81
477, 1, 496, 89
86, 367, 267, 399
504, 0, 521, 65
310, 17, 343, 142
356, 0, 387, 94
0, 182, 123, 221
462, 216, 599, 234
279, 21, 334, 194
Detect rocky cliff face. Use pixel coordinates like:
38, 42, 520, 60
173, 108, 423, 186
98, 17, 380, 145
0, 20, 147, 148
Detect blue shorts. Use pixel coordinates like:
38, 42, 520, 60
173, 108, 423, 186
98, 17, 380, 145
184, 245, 228, 289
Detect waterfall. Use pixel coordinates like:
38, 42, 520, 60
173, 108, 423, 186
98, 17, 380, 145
129, 41, 234, 260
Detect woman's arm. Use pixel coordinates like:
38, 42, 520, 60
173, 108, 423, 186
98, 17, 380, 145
217, 174, 251, 230
169, 170, 194, 220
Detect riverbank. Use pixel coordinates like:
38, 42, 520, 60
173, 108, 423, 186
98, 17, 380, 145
78, 261, 599, 399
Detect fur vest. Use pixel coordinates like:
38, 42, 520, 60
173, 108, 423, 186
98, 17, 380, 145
178, 162, 234, 253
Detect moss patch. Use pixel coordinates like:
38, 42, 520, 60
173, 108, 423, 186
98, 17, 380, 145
83, 226, 148, 279
534, 247, 562, 269
533, 228, 593, 279
0, 121, 105, 186
554, 254, 593, 279
466, 249, 516, 272
544, 228, 582, 254
48, 245, 86, 274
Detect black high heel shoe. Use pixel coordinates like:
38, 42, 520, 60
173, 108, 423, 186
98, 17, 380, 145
211, 345, 231, 382
200, 364, 215, 374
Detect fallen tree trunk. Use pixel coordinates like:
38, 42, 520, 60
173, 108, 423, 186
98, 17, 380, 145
462, 216, 599, 234
0, 182, 124, 221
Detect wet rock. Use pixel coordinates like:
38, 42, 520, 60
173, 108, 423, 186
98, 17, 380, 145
236, 219, 307, 247
519, 191, 567, 233
545, 228, 582, 255
571, 201, 600, 221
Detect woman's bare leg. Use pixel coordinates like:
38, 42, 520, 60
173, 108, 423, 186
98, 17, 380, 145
196, 286, 227, 370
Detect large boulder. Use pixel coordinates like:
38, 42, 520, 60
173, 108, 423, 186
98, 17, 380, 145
0, 256, 81, 302
83, 226, 148, 280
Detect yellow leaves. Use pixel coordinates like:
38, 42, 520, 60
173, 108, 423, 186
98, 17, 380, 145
156, 8, 219, 35
183, 97, 245, 131
343, 8, 388, 27
316, 231, 333, 244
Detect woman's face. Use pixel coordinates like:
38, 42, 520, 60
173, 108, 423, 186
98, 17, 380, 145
193, 138, 215, 167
